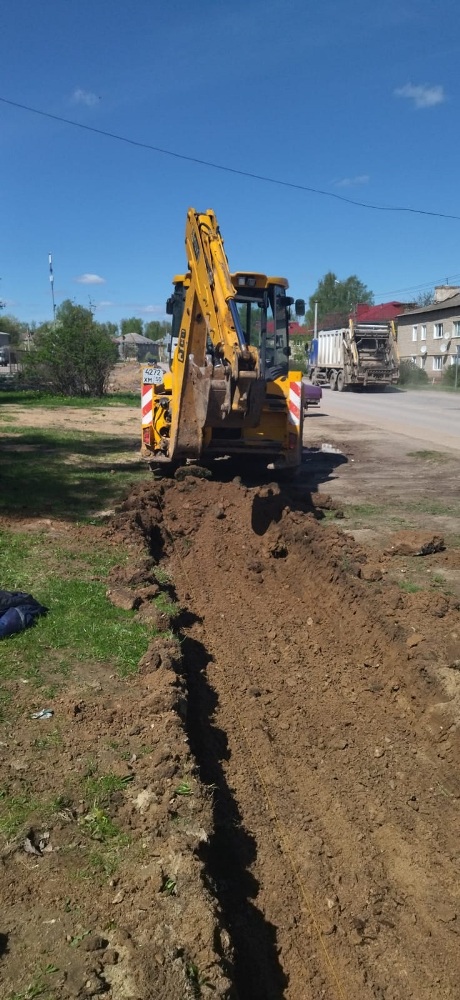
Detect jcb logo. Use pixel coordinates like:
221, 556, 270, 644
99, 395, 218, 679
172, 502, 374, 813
178, 329, 186, 363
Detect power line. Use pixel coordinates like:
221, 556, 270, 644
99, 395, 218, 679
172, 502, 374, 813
374, 272, 460, 300
2, 95, 460, 222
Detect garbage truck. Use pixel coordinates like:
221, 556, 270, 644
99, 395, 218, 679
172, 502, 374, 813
309, 320, 399, 391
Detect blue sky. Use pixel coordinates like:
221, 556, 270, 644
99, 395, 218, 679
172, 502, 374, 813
2, 0, 460, 326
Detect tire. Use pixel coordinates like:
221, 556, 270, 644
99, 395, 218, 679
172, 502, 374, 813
330, 372, 337, 391
337, 371, 345, 392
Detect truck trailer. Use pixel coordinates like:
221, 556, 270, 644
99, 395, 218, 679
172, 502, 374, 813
309, 321, 399, 391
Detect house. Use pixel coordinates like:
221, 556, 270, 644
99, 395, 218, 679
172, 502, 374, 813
396, 287, 460, 380
115, 333, 168, 363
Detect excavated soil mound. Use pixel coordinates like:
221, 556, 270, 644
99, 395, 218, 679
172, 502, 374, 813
108, 474, 460, 1000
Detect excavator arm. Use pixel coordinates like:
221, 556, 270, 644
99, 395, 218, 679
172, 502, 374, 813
167, 209, 266, 461
184, 208, 257, 376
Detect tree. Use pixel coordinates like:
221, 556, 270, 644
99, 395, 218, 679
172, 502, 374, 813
413, 290, 434, 308
97, 321, 119, 338
24, 299, 118, 396
120, 317, 143, 336
0, 313, 28, 346
307, 271, 374, 325
144, 320, 171, 341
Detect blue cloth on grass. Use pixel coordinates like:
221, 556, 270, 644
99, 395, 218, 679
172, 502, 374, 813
0, 590, 48, 639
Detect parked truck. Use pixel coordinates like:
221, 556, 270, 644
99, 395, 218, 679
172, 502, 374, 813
308, 321, 399, 391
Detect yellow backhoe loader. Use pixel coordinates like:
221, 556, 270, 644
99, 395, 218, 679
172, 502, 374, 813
141, 208, 305, 473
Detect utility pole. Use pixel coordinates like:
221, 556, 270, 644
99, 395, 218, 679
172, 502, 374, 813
314, 300, 318, 338
49, 253, 56, 321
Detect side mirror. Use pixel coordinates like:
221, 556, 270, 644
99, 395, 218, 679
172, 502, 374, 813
166, 297, 174, 315
295, 299, 306, 317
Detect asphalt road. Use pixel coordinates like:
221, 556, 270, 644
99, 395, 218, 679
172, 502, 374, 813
314, 388, 460, 454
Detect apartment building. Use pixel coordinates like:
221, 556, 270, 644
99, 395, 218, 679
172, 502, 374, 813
397, 286, 460, 380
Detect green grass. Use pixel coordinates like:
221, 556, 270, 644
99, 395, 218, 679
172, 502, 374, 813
405, 499, 460, 516
0, 390, 139, 407
0, 426, 146, 519
84, 772, 133, 806
343, 503, 381, 518
398, 580, 421, 594
154, 592, 181, 618
345, 498, 460, 522
0, 787, 76, 842
153, 566, 172, 585
32, 730, 62, 750
0, 789, 38, 840
0, 530, 160, 694
0, 577, 154, 683
407, 450, 450, 462
80, 807, 125, 842
7, 966, 59, 1000
402, 381, 460, 393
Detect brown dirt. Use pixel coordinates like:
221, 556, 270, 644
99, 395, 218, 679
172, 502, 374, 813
2, 396, 460, 999
106, 474, 460, 1000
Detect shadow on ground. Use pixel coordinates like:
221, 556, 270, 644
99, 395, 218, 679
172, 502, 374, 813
0, 431, 147, 520
179, 619, 289, 1000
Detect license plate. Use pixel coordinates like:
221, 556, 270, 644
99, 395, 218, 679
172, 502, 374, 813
143, 367, 164, 385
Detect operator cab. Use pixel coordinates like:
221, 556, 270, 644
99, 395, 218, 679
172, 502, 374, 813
232, 273, 304, 381
166, 271, 305, 381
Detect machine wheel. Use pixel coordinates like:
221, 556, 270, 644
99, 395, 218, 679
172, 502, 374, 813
330, 372, 337, 391
337, 371, 345, 392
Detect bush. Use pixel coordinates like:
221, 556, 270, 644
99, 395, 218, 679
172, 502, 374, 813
24, 300, 118, 397
398, 360, 429, 386
442, 363, 460, 386
289, 358, 308, 375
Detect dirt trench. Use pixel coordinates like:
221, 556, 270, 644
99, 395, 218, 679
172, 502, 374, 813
112, 474, 460, 1000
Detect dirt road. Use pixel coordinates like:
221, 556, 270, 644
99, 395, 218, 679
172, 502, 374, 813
309, 388, 460, 454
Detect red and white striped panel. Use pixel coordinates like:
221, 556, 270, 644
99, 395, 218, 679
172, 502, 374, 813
288, 380, 301, 426
141, 384, 153, 427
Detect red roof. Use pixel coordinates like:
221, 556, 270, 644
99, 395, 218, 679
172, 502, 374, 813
355, 301, 412, 322
267, 321, 307, 335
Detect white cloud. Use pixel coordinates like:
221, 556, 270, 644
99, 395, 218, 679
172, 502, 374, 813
72, 88, 100, 107
75, 273, 106, 285
140, 304, 163, 315
394, 83, 445, 109
334, 174, 369, 188
95, 300, 114, 308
